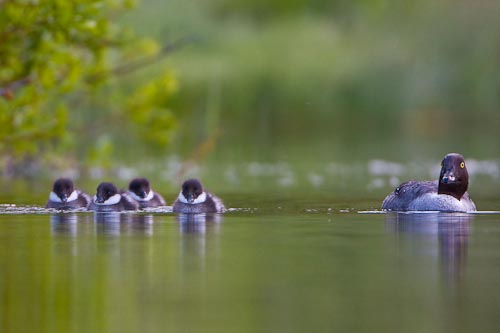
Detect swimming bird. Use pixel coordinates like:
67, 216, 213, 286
382, 153, 476, 212
88, 182, 139, 212
127, 177, 166, 208
46, 178, 91, 210
172, 178, 225, 213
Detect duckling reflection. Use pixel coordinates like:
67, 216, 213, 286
94, 212, 122, 236
122, 214, 154, 236
177, 213, 222, 263
50, 213, 94, 256
177, 213, 222, 234
50, 213, 78, 236
94, 212, 154, 236
386, 212, 471, 286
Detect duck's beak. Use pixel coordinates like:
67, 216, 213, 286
140, 191, 147, 199
95, 195, 104, 203
186, 193, 195, 203
442, 171, 456, 183
60, 194, 68, 203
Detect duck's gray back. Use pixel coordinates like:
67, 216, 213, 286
382, 180, 437, 211
382, 180, 476, 212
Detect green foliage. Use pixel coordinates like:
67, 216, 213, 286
0, 0, 178, 174
126, 71, 178, 148
0, 0, 117, 158
2, 0, 500, 177
86, 134, 114, 170
147, 0, 500, 157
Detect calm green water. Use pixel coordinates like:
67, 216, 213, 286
2, 198, 500, 333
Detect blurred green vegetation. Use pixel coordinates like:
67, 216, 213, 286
1, 0, 500, 183
126, 0, 500, 166
160, 0, 500, 155
0, 0, 178, 177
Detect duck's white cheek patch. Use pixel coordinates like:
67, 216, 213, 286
177, 192, 207, 204
178, 192, 189, 204
49, 191, 78, 203
49, 192, 62, 203
128, 190, 154, 202
67, 191, 78, 202
193, 192, 207, 204
94, 194, 121, 205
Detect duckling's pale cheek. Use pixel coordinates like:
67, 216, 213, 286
49, 192, 62, 202
192, 192, 207, 204
66, 191, 79, 202
94, 194, 121, 205
178, 192, 207, 204
128, 190, 154, 202
49, 191, 78, 203
178, 192, 189, 204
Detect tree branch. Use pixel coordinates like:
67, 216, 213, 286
86, 35, 199, 83
0, 76, 32, 100
0, 35, 198, 100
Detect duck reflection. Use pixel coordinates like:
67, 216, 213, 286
94, 212, 121, 236
177, 213, 223, 263
50, 213, 95, 256
123, 214, 154, 236
50, 213, 94, 235
50, 213, 78, 236
177, 213, 222, 234
386, 212, 472, 287
94, 212, 154, 236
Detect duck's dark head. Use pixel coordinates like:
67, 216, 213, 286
95, 182, 119, 204
128, 178, 151, 199
438, 153, 469, 200
52, 178, 75, 203
181, 178, 204, 204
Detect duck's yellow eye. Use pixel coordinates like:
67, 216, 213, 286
460, 161, 465, 169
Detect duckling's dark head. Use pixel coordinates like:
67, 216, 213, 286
438, 153, 469, 200
181, 178, 204, 204
95, 182, 119, 203
52, 178, 75, 203
128, 178, 151, 199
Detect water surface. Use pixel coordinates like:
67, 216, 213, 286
1, 200, 500, 333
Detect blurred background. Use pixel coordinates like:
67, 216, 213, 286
1, 0, 500, 204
